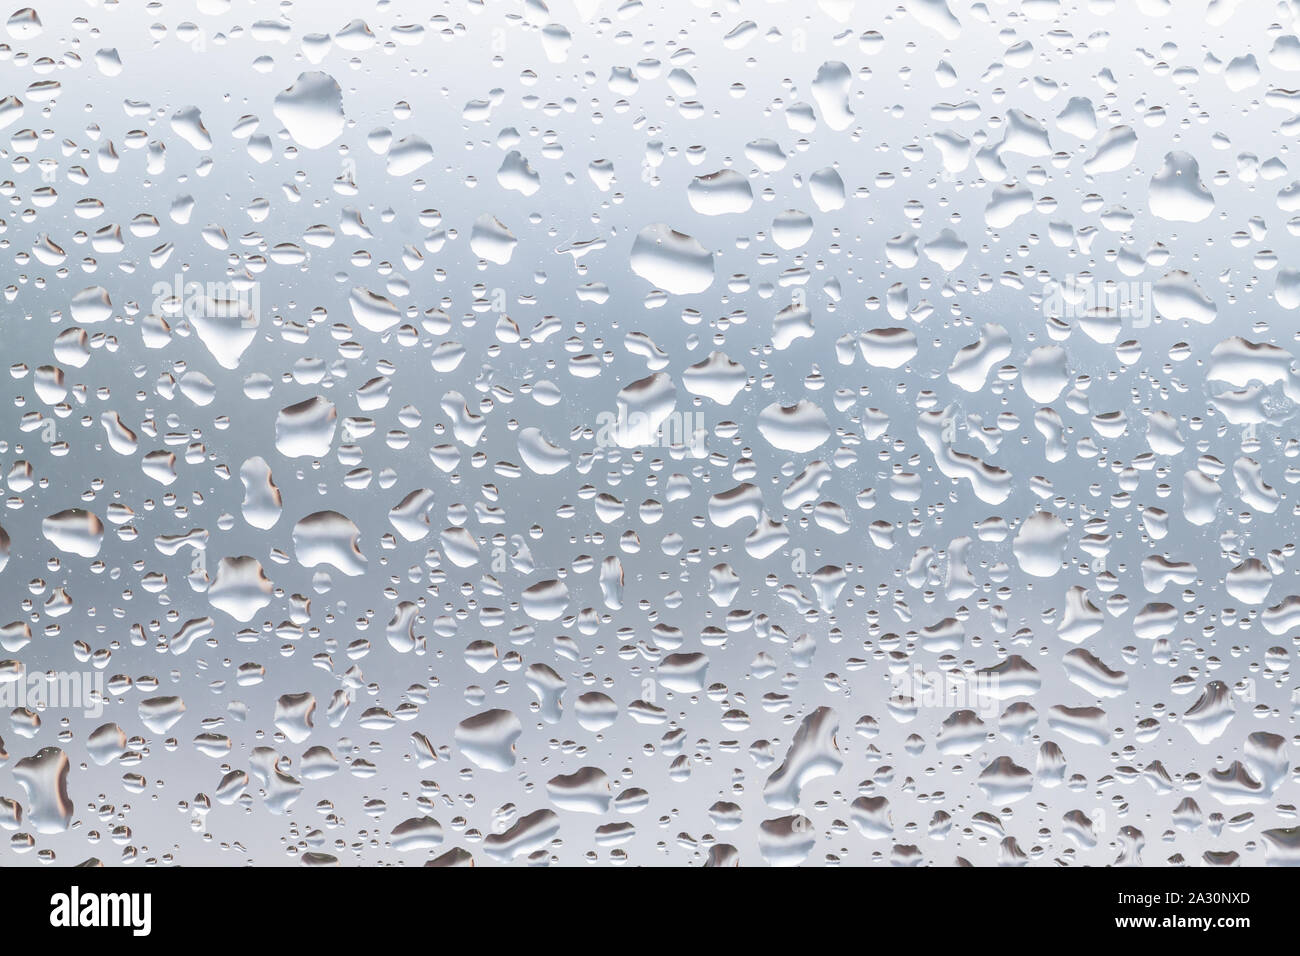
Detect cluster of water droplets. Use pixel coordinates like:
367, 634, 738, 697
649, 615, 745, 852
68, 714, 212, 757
0, 0, 1299, 865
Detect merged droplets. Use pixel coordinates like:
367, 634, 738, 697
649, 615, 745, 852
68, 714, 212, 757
13, 747, 72, 834
521, 579, 570, 622
1012, 511, 1068, 578
629, 223, 715, 294
207, 556, 273, 621
1149, 151, 1216, 223
518, 427, 571, 475
292, 511, 366, 576
469, 215, 518, 265
239, 456, 282, 530
41, 509, 104, 559
273, 71, 345, 149
454, 709, 522, 771
274, 396, 337, 458
687, 170, 753, 215
757, 400, 830, 453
